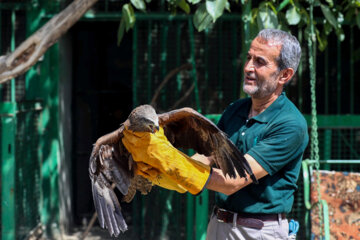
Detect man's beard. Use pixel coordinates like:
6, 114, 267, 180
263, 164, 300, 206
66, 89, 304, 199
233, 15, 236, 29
243, 73, 278, 98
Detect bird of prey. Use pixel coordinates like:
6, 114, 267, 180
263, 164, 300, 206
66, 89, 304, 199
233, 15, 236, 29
89, 104, 257, 237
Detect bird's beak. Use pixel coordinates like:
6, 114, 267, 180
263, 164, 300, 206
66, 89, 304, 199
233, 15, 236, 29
150, 125, 160, 133
152, 125, 159, 133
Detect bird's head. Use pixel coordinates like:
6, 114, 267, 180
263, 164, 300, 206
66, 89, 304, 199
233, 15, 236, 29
127, 105, 160, 133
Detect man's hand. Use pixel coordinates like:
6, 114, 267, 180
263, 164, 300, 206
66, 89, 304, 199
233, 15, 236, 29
122, 127, 211, 195
134, 162, 187, 193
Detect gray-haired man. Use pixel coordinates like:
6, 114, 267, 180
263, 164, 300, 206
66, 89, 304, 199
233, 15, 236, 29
193, 29, 309, 239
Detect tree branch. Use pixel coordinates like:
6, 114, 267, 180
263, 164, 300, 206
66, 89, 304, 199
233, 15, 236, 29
0, 0, 99, 84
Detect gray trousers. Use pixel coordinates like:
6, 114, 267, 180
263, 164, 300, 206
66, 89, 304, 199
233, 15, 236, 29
206, 213, 289, 240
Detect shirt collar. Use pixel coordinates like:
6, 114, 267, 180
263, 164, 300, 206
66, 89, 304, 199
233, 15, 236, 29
252, 92, 286, 123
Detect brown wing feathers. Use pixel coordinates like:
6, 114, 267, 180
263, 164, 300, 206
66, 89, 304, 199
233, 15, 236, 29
159, 108, 257, 182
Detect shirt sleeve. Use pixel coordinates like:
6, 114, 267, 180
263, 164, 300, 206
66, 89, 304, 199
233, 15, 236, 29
247, 122, 308, 175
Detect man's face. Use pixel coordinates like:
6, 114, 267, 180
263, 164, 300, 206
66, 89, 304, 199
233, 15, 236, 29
243, 37, 282, 99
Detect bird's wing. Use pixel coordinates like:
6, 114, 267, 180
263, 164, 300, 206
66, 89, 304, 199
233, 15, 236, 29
158, 108, 257, 182
89, 144, 130, 236
89, 124, 153, 236
89, 125, 132, 236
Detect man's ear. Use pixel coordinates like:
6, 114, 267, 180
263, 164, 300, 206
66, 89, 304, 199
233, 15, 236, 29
279, 68, 294, 85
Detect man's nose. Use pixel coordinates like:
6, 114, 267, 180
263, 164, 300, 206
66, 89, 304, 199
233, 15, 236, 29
244, 59, 255, 73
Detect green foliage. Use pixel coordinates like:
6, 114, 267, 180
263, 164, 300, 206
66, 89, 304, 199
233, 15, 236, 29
116, 0, 360, 50
206, 0, 227, 22
193, 3, 213, 31
117, 3, 136, 45
286, 5, 301, 25
256, 2, 278, 29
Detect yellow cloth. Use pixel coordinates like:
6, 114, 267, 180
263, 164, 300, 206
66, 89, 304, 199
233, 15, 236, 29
122, 126, 211, 195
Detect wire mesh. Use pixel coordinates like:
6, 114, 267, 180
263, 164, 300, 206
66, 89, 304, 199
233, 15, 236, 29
15, 105, 42, 239
135, 18, 244, 114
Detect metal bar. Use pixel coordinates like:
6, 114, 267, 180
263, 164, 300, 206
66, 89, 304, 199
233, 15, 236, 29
306, 159, 360, 164
176, 21, 181, 101
204, 29, 209, 108
74, 12, 245, 21
322, 130, 331, 170
302, 160, 312, 210
297, 30, 303, 111
132, 23, 138, 107
188, 18, 201, 112
147, 21, 152, 103
195, 190, 209, 240
161, 22, 169, 108
218, 21, 223, 101
186, 193, 194, 240
303, 115, 360, 128
232, 21, 237, 100
40, 42, 60, 232
324, 47, 329, 114
337, 39, 341, 114
1, 116, 16, 240
350, 27, 354, 114
320, 200, 330, 240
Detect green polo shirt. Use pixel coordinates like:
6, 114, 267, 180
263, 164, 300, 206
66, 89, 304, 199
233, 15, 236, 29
215, 92, 309, 214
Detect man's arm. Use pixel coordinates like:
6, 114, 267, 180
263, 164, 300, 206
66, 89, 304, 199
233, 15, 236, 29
193, 154, 268, 196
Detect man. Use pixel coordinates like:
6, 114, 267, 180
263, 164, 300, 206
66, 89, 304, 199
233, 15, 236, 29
192, 28, 309, 239
124, 28, 308, 239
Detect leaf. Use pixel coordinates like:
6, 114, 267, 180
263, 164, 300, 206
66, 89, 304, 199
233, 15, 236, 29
206, 0, 227, 22
117, 18, 126, 46
257, 2, 278, 29
177, 0, 190, 14
193, 3, 213, 32
357, 13, 360, 29
188, 0, 201, 4
325, 0, 333, 7
225, 1, 230, 12
131, 0, 146, 11
335, 27, 345, 42
122, 4, 136, 31
337, 12, 344, 24
324, 21, 333, 35
286, 5, 301, 25
320, 4, 337, 29
315, 29, 327, 51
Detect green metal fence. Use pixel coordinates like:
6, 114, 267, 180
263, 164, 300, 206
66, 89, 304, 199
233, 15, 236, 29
1, 2, 61, 239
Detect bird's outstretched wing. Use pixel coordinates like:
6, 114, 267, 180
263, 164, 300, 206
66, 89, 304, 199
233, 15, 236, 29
89, 143, 130, 236
158, 107, 257, 182
89, 125, 151, 237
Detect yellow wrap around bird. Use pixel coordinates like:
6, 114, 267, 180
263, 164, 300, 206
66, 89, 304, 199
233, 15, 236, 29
122, 126, 211, 195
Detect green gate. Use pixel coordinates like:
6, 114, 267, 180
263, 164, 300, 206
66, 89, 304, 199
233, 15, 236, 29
1, 2, 61, 239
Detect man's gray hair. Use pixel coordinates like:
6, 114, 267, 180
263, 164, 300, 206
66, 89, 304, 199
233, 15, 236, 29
257, 29, 301, 73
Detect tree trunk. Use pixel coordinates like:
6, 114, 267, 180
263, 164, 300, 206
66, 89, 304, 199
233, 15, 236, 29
0, 0, 99, 84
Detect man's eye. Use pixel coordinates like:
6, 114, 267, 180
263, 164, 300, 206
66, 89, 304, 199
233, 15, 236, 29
256, 58, 265, 65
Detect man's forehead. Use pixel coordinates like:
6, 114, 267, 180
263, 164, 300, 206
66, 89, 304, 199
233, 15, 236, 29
248, 37, 281, 58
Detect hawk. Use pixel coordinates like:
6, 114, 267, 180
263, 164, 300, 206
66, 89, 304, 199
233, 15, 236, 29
89, 105, 257, 236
